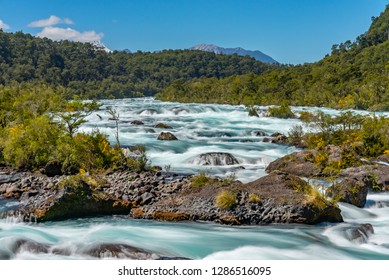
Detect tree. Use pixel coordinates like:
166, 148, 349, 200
57, 98, 100, 137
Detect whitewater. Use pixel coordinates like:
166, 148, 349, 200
1, 98, 388, 259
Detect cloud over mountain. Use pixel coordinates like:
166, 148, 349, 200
27, 15, 106, 49
37, 26, 103, 43
28, 15, 74, 28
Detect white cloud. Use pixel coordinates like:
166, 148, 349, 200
63, 18, 74, 25
37, 26, 103, 43
0, 19, 10, 30
28, 15, 74, 28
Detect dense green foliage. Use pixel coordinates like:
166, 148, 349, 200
0, 83, 145, 173
298, 111, 389, 174
268, 102, 296, 118
157, 6, 389, 111
0, 30, 274, 99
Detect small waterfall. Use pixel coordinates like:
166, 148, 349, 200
191, 152, 240, 166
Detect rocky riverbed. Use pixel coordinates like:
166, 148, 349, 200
1, 165, 342, 225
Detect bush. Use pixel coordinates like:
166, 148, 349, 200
288, 125, 304, 146
55, 130, 123, 174
215, 190, 236, 209
190, 171, 216, 188
2, 116, 63, 169
268, 102, 296, 119
248, 193, 261, 203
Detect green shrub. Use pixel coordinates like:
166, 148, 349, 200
2, 115, 63, 169
247, 106, 259, 117
288, 125, 304, 145
55, 130, 123, 174
268, 101, 296, 119
215, 190, 236, 209
190, 171, 216, 188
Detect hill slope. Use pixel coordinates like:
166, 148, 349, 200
158, 5, 389, 111
0, 31, 276, 98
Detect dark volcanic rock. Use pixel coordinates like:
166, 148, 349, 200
339, 165, 389, 192
12, 239, 50, 255
327, 178, 368, 208
131, 120, 144, 125
344, 223, 374, 243
327, 165, 389, 207
131, 172, 343, 225
253, 130, 268, 137
84, 243, 159, 259
266, 150, 320, 177
8, 176, 132, 222
154, 123, 173, 129
271, 134, 289, 144
157, 132, 178, 141
192, 152, 240, 166
0, 173, 21, 184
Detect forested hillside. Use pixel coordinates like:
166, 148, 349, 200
0, 31, 275, 98
157, 6, 389, 111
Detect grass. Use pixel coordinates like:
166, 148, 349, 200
215, 190, 236, 210
190, 170, 216, 188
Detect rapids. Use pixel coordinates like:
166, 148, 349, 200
0, 98, 388, 259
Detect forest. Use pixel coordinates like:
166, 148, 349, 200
0, 30, 275, 99
157, 5, 389, 111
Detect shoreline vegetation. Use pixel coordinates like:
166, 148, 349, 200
1, 5, 389, 228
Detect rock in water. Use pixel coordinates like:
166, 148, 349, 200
12, 239, 50, 255
84, 243, 158, 259
344, 223, 374, 243
154, 123, 173, 129
327, 177, 369, 208
131, 120, 144, 125
157, 132, 178, 141
192, 152, 240, 166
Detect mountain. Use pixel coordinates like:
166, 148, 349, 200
190, 44, 278, 64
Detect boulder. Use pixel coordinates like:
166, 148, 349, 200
154, 123, 172, 129
266, 150, 321, 177
12, 239, 50, 255
83, 243, 159, 259
192, 152, 240, 166
344, 223, 374, 243
327, 178, 368, 208
131, 172, 343, 225
8, 176, 132, 222
339, 165, 389, 192
157, 132, 178, 141
253, 130, 268, 137
271, 134, 289, 144
0, 173, 21, 184
131, 120, 144, 125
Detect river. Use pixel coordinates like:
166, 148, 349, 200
0, 98, 388, 259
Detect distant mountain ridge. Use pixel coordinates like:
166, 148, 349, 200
190, 44, 278, 64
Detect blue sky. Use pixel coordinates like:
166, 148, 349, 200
0, 0, 388, 64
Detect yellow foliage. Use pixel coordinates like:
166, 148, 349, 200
215, 190, 236, 209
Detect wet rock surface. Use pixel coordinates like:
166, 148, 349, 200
157, 132, 178, 140
343, 223, 374, 243
0, 167, 342, 225
191, 152, 240, 166
131, 172, 343, 225
5, 238, 189, 260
